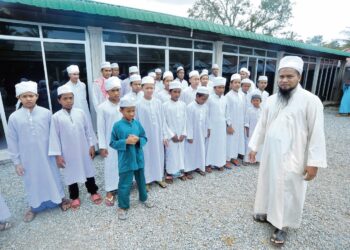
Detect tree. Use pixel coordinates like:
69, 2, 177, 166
187, 0, 294, 36
305, 35, 324, 46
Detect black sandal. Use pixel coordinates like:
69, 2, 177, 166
270, 228, 287, 247
253, 214, 267, 223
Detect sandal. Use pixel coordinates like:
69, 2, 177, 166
230, 159, 241, 166
270, 228, 287, 247
224, 162, 232, 169
105, 196, 115, 207
91, 193, 103, 205
23, 210, 36, 223
205, 166, 212, 173
0, 222, 12, 231
60, 198, 71, 211
157, 181, 167, 188
179, 175, 187, 181
165, 175, 173, 184
185, 173, 193, 180
253, 214, 267, 223
218, 166, 224, 171
71, 198, 81, 210
195, 169, 206, 176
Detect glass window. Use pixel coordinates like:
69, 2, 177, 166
321, 64, 331, 101
302, 56, 309, 62
265, 59, 276, 94
222, 55, 238, 92
169, 50, 192, 79
239, 47, 253, 55
248, 57, 257, 84
169, 38, 192, 48
194, 52, 212, 72
239, 56, 248, 68
105, 46, 137, 80
194, 41, 213, 50
222, 45, 238, 54
266, 51, 277, 58
300, 63, 309, 88
305, 63, 315, 91
254, 49, 266, 57
42, 27, 85, 41
0, 21, 39, 37
103, 31, 136, 44
256, 59, 266, 81
139, 35, 166, 46
309, 57, 316, 63
316, 64, 325, 96
139, 48, 165, 77
327, 67, 338, 100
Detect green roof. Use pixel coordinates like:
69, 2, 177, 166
2, 0, 350, 58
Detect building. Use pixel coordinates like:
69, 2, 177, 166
0, 0, 349, 157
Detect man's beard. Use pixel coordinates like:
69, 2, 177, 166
278, 85, 297, 105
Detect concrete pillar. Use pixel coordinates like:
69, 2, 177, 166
332, 60, 346, 102
311, 57, 321, 94
273, 51, 285, 94
213, 41, 223, 76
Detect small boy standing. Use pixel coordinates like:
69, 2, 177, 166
49, 85, 102, 210
110, 97, 152, 220
250, 75, 269, 107
156, 71, 173, 103
175, 66, 188, 90
123, 74, 144, 101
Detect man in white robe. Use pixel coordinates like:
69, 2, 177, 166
175, 66, 188, 89
7, 81, 66, 222
209, 64, 220, 82
121, 66, 139, 97
163, 81, 187, 183
136, 76, 167, 189
92, 61, 112, 111
180, 70, 200, 105
248, 56, 327, 246
154, 68, 164, 93
226, 73, 245, 167
184, 86, 209, 178
111, 63, 120, 77
123, 74, 144, 101
97, 76, 122, 206
156, 71, 173, 103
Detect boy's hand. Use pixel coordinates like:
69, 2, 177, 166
171, 135, 179, 143
303, 166, 318, 181
227, 126, 234, 134
126, 135, 138, 145
15, 164, 24, 176
56, 156, 66, 168
89, 146, 95, 159
163, 139, 169, 147
249, 151, 257, 163
187, 139, 193, 143
179, 135, 186, 142
100, 149, 108, 158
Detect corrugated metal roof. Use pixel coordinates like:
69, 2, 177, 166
2, 0, 350, 57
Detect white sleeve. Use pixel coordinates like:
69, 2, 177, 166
48, 115, 62, 156
97, 106, 107, 149
7, 117, 21, 165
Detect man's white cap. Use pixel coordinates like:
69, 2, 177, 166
105, 76, 121, 91
101, 61, 111, 69
241, 78, 251, 85
230, 73, 241, 81
240, 67, 250, 76
213, 77, 226, 87
163, 71, 173, 80
258, 75, 268, 81
15, 81, 38, 97
57, 85, 73, 96
189, 70, 199, 78
130, 74, 141, 83
129, 66, 139, 74
278, 56, 304, 75
120, 97, 136, 108
155, 68, 162, 73
200, 69, 209, 78
212, 64, 219, 69
196, 86, 209, 95
176, 66, 184, 72
67, 65, 79, 74
148, 72, 156, 78
142, 76, 155, 85
169, 80, 182, 90
111, 63, 119, 68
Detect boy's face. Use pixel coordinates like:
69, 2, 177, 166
200, 76, 209, 86
120, 106, 135, 121
189, 76, 200, 88
170, 89, 181, 101
58, 93, 74, 110
240, 71, 248, 79
142, 84, 154, 99
112, 68, 119, 77
101, 68, 112, 79
163, 77, 173, 90
212, 68, 219, 76
155, 72, 162, 80
230, 80, 241, 91
177, 70, 184, 80
258, 81, 267, 91
251, 98, 261, 108
107, 88, 120, 103
19, 92, 38, 109
131, 81, 142, 93
214, 86, 225, 96
196, 94, 209, 105
241, 83, 251, 93
69, 72, 79, 82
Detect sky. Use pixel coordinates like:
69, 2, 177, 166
95, 0, 349, 42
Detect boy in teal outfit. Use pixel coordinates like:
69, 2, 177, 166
110, 97, 153, 220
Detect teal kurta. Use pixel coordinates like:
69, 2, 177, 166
110, 118, 147, 174
339, 83, 350, 114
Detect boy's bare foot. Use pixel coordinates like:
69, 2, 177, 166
23, 210, 36, 223
205, 166, 212, 173
60, 198, 71, 211
185, 173, 194, 179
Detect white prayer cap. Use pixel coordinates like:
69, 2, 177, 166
169, 81, 182, 90
101, 61, 111, 69
213, 77, 226, 87
258, 75, 268, 81
240, 67, 250, 76
130, 74, 141, 83
120, 97, 136, 108
196, 86, 209, 95
189, 70, 199, 78
15, 81, 37, 97
129, 66, 139, 74
57, 85, 73, 96
163, 71, 173, 80
230, 73, 241, 81
111, 63, 119, 68
241, 78, 251, 85
200, 70, 208, 78
278, 56, 304, 75
212, 64, 219, 69
148, 72, 156, 78
67, 65, 79, 74
105, 76, 121, 91
142, 76, 155, 85
176, 66, 184, 72
155, 68, 162, 73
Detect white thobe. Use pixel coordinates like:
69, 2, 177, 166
49, 108, 96, 185
92, 77, 108, 111
163, 99, 187, 175
123, 91, 144, 102
208, 74, 217, 82
156, 89, 171, 103
7, 106, 64, 208
184, 101, 208, 172
206, 94, 231, 167
225, 90, 246, 160
0, 194, 10, 221
121, 78, 131, 97
180, 86, 197, 105
249, 85, 327, 229
136, 97, 166, 183
175, 78, 188, 90
97, 100, 122, 192
155, 80, 164, 93
244, 106, 262, 162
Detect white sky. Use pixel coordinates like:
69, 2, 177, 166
95, 0, 349, 42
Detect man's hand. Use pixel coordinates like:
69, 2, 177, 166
179, 135, 186, 142
163, 139, 169, 147
15, 164, 24, 176
171, 135, 179, 143
249, 151, 257, 163
303, 166, 318, 181
100, 149, 108, 158
89, 146, 95, 159
56, 156, 66, 168
227, 126, 234, 135
187, 139, 193, 143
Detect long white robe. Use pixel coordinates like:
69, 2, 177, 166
163, 99, 187, 175
97, 100, 122, 192
7, 106, 64, 208
0, 194, 10, 221
249, 84, 327, 229
184, 101, 208, 172
92, 77, 108, 111
180, 86, 197, 105
175, 78, 188, 90
121, 78, 131, 97
225, 90, 246, 160
244, 106, 262, 162
123, 91, 144, 102
136, 97, 166, 183
49, 108, 96, 185
155, 80, 164, 93
156, 89, 171, 103
206, 94, 231, 167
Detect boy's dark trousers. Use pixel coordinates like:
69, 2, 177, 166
68, 177, 98, 200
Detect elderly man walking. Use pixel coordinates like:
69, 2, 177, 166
248, 56, 327, 247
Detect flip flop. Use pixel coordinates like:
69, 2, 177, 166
105, 196, 115, 207
157, 181, 167, 188
23, 210, 36, 223
0, 222, 12, 231
270, 228, 287, 247
71, 198, 81, 210
91, 193, 103, 205
253, 214, 267, 223
60, 198, 71, 211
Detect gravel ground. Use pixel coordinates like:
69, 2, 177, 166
0, 107, 349, 250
